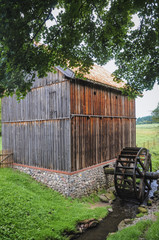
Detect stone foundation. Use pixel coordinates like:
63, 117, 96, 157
14, 161, 115, 198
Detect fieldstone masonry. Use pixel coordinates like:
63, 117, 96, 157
14, 162, 115, 198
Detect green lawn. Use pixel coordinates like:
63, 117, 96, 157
0, 136, 2, 150
136, 124, 159, 171
136, 124, 159, 146
0, 168, 109, 240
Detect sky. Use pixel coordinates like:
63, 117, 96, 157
104, 61, 159, 118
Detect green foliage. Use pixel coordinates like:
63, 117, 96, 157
0, 168, 109, 240
107, 220, 152, 240
136, 116, 152, 125
0, 0, 158, 98
152, 103, 159, 123
114, 1, 159, 97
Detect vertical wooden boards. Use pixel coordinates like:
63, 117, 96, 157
71, 117, 76, 171
2, 81, 70, 122
2, 119, 71, 171
69, 80, 136, 171
85, 86, 89, 115
71, 116, 117, 170
75, 117, 80, 170
71, 115, 129, 170
2, 76, 72, 171
32, 70, 64, 89
102, 118, 107, 161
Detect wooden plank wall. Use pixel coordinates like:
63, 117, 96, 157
70, 80, 136, 171
32, 70, 65, 88
2, 81, 70, 122
2, 120, 71, 171
2, 70, 71, 171
70, 80, 135, 117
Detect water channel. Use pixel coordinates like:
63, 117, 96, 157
75, 179, 158, 240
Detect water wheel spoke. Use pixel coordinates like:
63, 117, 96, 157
138, 179, 145, 202
136, 167, 144, 177
137, 157, 146, 170
144, 179, 151, 190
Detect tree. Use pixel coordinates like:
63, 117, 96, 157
152, 103, 159, 123
136, 116, 152, 125
0, 0, 159, 99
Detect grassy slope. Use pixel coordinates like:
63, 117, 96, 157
107, 220, 153, 240
0, 168, 109, 240
107, 216, 159, 240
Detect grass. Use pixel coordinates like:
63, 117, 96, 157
136, 123, 159, 171
0, 168, 109, 240
107, 215, 159, 240
107, 220, 152, 240
146, 213, 159, 240
136, 123, 159, 145
0, 99, 1, 136
0, 136, 1, 150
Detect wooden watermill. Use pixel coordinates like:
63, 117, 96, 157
105, 147, 159, 203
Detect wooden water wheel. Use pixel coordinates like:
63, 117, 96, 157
114, 147, 152, 203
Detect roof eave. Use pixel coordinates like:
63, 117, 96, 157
56, 66, 122, 92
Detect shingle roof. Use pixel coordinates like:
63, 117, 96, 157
56, 65, 124, 90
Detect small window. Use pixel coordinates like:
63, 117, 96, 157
94, 91, 96, 95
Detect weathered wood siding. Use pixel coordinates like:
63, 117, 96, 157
2, 70, 71, 171
2, 81, 70, 122
70, 80, 136, 171
2, 120, 71, 171
2, 70, 136, 172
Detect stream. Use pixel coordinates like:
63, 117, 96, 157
75, 178, 158, 240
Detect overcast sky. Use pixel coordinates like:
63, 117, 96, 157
104, 61, 159, 118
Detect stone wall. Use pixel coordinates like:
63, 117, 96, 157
14, 162, 115, 198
